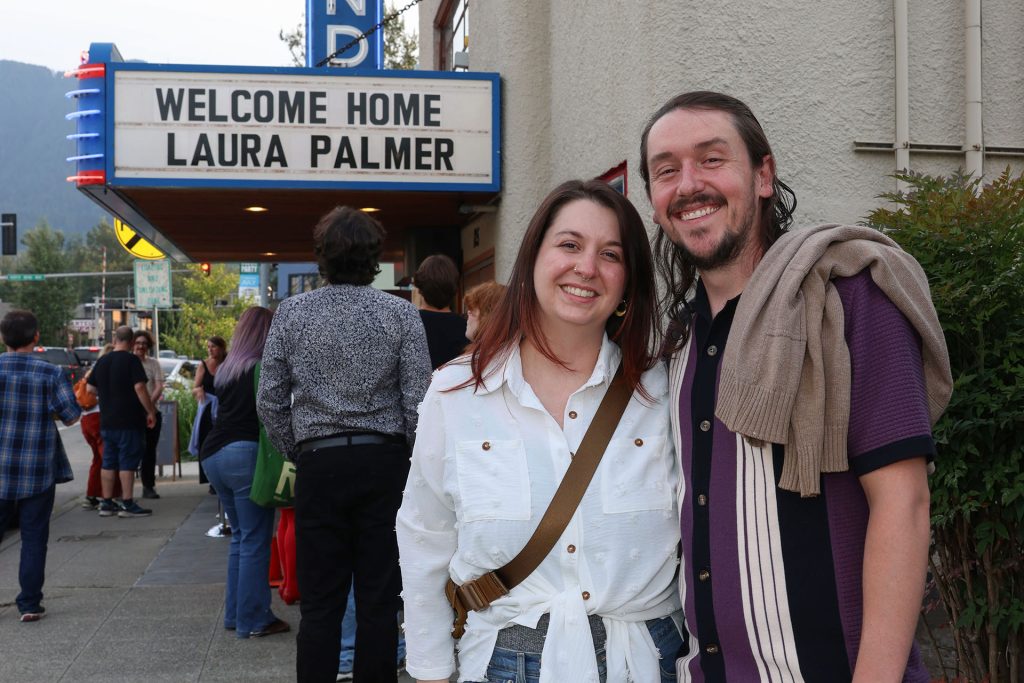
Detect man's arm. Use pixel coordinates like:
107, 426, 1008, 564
397, 308, 432, 445
135, 381, 157, 428
52, 370, 82, 426
852, 456, 931, 683
256, 305, 297, 458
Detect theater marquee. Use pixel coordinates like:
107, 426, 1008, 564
71, 60, 500, 193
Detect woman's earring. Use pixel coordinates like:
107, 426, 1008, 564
614, 299, 628, 317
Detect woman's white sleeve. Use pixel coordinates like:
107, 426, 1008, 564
397, 385, 459, 680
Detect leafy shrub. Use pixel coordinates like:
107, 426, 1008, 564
866, 169, 1024, 682
163, 383, 198, 461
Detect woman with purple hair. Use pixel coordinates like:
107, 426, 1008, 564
200, 306, 290, 639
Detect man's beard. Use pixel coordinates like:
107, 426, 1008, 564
669, 192, 757, 271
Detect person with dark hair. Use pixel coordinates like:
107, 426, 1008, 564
397, 180, 683, 682
80, 344, 121, 509
193, 336, 227, 490
201, 306, 289, 639
0, 310, 81, 622
87, 325, 158, 518
413, 254, 468, 369
133, 330, 164, 499
641, 91, 951, 681
462, 281, 507, 343
257, 206, 431, 683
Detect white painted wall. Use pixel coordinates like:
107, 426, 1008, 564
421, 0, 1024, 280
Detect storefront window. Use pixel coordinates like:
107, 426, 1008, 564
435, 0, 469, 70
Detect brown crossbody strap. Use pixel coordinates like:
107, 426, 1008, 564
445, 363, 632, 638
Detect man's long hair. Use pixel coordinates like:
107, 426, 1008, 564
638, 91, 798, 355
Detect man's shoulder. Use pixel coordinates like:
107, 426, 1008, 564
0, 353, 59, 377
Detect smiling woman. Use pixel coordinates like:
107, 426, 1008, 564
397, 179, 685, 683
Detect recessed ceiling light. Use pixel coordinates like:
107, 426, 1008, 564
262, 252, 277, 257
245, 206, 268, 213
360, 207, 380, 213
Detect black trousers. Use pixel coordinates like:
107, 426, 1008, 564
140, 412, 162, 489
294, 441, 410, 683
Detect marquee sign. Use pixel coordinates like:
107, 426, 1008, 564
67, 55, 501, 193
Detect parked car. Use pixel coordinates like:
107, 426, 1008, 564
32, 346, 85, 385
158, 349, 178, 359
159, 358, 199, 391
73, 346, 103, 366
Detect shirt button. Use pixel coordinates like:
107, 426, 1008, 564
707, 345, 718, 357
699, 420, 712, 432
698, 569, 711, 582
582, 591, 591, 600
697, 494, 708, 506
634, 438, 643, 447
705, 643, 720, 655
567, 544, 576, 554
481, 441, 491, 451
568, 410, 578, 419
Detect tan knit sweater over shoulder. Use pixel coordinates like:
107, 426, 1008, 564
714, 224, 953, 497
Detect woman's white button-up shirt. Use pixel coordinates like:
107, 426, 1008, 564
397, 337, 681, 683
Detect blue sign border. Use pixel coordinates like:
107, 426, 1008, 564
94, 60, 501, 193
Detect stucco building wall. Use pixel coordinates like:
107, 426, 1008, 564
422, 0, 1023, 281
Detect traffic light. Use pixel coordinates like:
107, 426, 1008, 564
200, 262, 211, 277
1, 213, 15, 256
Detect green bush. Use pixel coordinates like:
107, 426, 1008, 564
867, 169, 1024, 682
163, 383, 198, 461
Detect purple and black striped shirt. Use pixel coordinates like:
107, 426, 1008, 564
669, 270, 934, 683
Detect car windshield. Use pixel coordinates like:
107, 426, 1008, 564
158, 358, 180, 376
74, 347, 101, 364
35, 349, 75, 365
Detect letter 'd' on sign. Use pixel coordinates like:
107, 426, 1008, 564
307, 0, 384, 69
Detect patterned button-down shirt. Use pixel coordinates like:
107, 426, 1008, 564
0, 353, 81, 499
257, 283, 432, 458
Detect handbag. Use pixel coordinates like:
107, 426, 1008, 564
249, 362, 296, 508
445, 363, 632, 638
74, 371, 97, 410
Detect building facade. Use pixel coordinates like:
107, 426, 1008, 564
420, 0, 1024, 281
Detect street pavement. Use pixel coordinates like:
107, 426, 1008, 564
0, 424, 418, 682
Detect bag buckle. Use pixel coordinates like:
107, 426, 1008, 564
445, 571, 509, 639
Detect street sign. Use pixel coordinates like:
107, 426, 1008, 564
115, 218, 165, 260
134, 259, 172, 308
7, 274, 45, 281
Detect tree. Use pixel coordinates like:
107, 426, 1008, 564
2, 221, 78, 345
160, 263, 252, 359
279, 2, 418, 69
65, 219, 136, 305
867, 169, 1024, 682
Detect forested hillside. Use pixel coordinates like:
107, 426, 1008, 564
0, 60, 111, 239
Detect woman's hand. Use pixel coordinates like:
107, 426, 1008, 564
192, 386, 206, 403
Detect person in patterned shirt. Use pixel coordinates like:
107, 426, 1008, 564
0, 310, 81, 622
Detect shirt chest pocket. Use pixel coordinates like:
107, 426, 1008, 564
600, 435, 673, 514
454, 439, 531, 522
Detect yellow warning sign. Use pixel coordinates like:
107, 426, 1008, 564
114, 218, 165, 260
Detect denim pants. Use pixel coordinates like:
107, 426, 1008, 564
202, 441, 277, 638
0, 485, 56, 614
482, 615, 682, 683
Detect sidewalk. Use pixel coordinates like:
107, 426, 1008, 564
0, 425, 417, 682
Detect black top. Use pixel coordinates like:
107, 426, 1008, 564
88, 350, 148, 430
200, 365, 259, 461
419, 310, 468, 370
201, 359, 217, 396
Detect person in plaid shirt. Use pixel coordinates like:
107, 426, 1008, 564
0, 310, 81, 622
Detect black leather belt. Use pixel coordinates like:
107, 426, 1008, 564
298, 432, 405, 453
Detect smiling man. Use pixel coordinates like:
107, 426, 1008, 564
641, 91, 951, 682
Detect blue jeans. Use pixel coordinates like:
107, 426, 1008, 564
338, 585, 407, 672
203, 441, 277, 638
482, 615, 682, 683
0, 485, 56, 614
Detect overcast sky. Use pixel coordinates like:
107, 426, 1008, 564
0, 0, 417, 72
